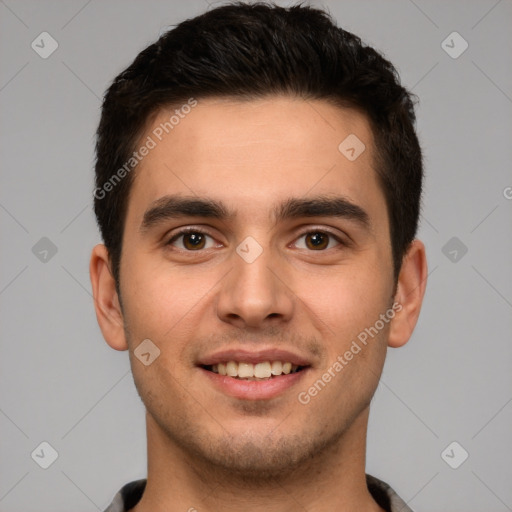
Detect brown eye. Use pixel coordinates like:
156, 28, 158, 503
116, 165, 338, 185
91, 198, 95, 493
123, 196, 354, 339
294, 231, 342, 251
304, 232, 329, 250
182, 232, 206, 250
167, 230, 216, 251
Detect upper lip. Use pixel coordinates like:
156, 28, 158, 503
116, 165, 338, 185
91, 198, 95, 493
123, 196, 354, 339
197, 348, 312, 367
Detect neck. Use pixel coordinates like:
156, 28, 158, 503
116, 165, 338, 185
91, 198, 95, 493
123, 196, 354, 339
131, 407, 384, 512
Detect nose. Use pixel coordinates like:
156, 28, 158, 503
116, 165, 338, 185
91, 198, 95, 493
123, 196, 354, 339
215, 243, 294, 329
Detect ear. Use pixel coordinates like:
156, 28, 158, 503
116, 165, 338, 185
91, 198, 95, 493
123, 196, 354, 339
388, 239, 428, 348
89, 244, 128, 351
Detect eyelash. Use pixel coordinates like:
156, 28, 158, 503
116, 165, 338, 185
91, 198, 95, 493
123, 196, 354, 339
165, 227, 346, 251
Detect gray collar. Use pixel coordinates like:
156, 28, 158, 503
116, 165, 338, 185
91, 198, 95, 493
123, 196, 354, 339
104, 475, 414, 512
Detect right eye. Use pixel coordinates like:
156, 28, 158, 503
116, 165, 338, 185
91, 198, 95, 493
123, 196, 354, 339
166, 229, 219, 251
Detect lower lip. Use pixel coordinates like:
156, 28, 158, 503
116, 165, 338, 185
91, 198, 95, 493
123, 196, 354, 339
200, 367, 309, 401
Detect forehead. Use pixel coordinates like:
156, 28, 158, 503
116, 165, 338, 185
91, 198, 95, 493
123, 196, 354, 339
127, 96, 386, 228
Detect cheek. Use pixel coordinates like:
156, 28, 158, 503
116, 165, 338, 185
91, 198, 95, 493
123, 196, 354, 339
121, 252, 196, 335
300, 264, 391, 341
120, 252, 226, 373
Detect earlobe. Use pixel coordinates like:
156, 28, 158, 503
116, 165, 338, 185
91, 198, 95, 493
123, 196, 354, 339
388, 239, 428, 348
89, 244, 128, 351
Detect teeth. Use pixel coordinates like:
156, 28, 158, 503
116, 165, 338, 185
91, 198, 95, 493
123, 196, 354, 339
238, 363, 254, 378
210, 361, 302, 379
226, 361, 238, 377
254, 362, 271, 378
271, 361, 282, 375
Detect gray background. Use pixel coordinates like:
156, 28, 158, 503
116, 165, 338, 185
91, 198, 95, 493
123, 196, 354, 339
1, 0, 511, 510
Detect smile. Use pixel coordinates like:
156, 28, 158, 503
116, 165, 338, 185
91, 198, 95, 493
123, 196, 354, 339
204, 361, 304, 380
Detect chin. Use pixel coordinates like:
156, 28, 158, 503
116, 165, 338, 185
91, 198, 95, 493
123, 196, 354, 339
170, 422, 345, 484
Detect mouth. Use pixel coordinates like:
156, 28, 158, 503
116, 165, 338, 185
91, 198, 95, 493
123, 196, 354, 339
197, 349, 312, 400
201, 361, 307, 380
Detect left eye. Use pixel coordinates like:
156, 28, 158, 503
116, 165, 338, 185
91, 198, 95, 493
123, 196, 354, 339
167, 230, 217, 251
294, 231, 341, 251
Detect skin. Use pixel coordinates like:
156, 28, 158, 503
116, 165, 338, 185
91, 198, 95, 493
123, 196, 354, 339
90, 97, 427, 512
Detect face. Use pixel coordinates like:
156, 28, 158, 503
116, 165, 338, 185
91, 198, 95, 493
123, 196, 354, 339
115, 97, 397, 477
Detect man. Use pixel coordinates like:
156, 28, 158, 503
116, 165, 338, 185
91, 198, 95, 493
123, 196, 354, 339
90, 2, 427, 511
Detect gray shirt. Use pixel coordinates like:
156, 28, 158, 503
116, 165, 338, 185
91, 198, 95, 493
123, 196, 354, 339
104, 475, 413, 512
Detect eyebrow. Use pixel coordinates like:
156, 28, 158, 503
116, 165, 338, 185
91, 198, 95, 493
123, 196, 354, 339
140, 194, 371, 232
